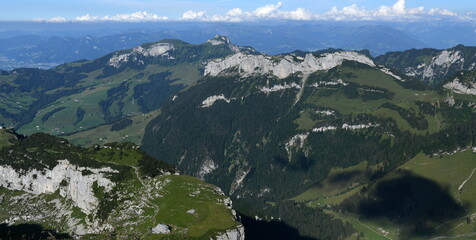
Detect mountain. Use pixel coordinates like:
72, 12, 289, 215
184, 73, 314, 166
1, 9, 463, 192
3, 35, 476, 239
0, 129, 244, 239
375, 45, 476, 86
141, 47, 476, 239
0, 36, 254, 145
0, 23, 426, 70
0, 33, 178, 70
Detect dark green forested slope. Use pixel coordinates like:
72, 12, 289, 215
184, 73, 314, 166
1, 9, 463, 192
142, 59, 476, 239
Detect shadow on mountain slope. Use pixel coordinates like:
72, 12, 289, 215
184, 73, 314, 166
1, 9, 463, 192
0, 224, 71, 240
354, 171, 467, 237
241, 215, 316, 240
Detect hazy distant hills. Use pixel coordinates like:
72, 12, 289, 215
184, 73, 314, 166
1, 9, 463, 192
0, 32, 176, 70
1, 20, 475, 71
0, 22, 438, 70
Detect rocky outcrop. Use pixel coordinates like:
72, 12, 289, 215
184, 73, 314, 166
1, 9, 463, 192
421, 50, 465, 81
444, 78, 476, 95
108, 42, 174, 68
0, 160, 117, 214
152, 224, 171, 234
201, 94, 233, 108
204, 51, 375, 79
396, 50, 467, 83
214, 225, 245, 240
197, 156, 217, 179
207, 35, 240, 53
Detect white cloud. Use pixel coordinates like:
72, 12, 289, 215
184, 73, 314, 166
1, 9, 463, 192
32, 17, 68, 23
321, 0, 461, 21
32, 0, 465, 23
104, 11, 168, 21
428, 8, 457, 16
182, 10, 206, 20
75, 14, 99, 22
34, 11, 168, 22
179, 2, 316, 22
252, 2, 283, 17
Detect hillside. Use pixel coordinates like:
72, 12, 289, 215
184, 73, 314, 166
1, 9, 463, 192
375, 45, 476, 86
141, 47, 476, 239
0, 129, 243, 239
0, 35, 255, 144
2, 36, 476, 239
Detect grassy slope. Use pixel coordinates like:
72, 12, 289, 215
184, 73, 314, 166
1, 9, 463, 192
293, 150, 476, 240
0, 129, 15, 149
0, 134, 240, 239
303, 66, 443, 135
65, 109, 161, 146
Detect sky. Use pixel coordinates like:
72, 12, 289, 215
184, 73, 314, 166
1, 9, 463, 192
2, 0, 476, 22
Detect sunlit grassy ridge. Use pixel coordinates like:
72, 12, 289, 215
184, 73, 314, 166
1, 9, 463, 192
0, 130, 241, 239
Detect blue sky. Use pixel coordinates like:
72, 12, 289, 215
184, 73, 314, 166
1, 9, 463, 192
2, 0, 475, 21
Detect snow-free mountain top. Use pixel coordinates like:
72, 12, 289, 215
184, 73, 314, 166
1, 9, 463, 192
108, 42, 175, 68
204, 51, 376, 79
376, 45, 476, 86
105, 35, 258, 69
207, 35, 241, 53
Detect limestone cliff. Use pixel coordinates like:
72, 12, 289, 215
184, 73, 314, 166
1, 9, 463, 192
205, 51, 375, 78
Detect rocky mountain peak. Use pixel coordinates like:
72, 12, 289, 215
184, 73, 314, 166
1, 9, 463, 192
207, 35, 240, 53
107, 42, 175, 68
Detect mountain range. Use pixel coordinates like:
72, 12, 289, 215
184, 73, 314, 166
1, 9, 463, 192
1, 35, 476, 239
3, 20, 476, 70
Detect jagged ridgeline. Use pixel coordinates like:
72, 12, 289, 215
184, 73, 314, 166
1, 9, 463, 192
0, 129, 244, 239
0, 35, 256, 142
142, 45, 476, 239
376, 44, 476, 86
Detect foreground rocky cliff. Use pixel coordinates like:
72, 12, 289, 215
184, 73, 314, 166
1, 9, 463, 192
0, 130, 244, 239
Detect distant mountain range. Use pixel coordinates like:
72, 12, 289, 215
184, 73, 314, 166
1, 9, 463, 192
2, 20, 475, 70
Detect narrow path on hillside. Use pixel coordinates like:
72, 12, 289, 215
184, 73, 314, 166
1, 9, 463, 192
356, 217, 393, 240
431, 231, 476, 240
435, 211, 476, 230
133, 166, 147, 187
133, 166, 161, 239
458, 168, 476, 191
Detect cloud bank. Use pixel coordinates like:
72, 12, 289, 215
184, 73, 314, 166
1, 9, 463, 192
33, 11, 168, 23
33, 0, 467, 23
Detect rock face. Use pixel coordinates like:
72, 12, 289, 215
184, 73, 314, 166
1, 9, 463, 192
419, 50, 465, 81
214, 225, 245, 240
108, 42, 174, 68
204, 51, 375, 79
376, 46, 476, 85
201, 94, 232, 108
207, 35, 240, 53
444, 77, 476, 95
152, 224, 171, 234
0, 160, 117, 214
